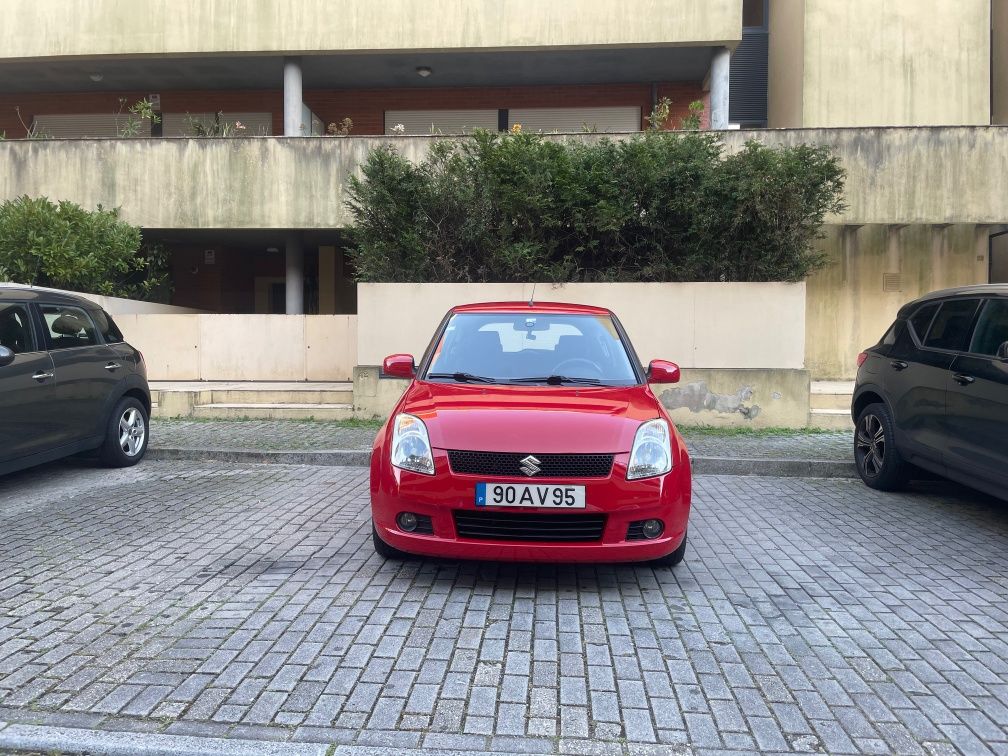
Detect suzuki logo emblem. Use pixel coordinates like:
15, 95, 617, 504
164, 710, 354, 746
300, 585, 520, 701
519, 455, 541, 477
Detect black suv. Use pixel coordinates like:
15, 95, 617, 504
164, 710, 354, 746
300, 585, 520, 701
852, 285, 1008, 500
0, 285, 151, 475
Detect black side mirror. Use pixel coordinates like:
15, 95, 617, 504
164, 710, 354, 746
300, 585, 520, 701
0, 345, 14, 367
997, 341, 1008, 360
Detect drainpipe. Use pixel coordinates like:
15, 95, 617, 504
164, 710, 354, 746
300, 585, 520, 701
709, 47, 731, 129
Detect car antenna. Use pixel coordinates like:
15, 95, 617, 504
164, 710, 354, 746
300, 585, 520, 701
528, 282, 536, 307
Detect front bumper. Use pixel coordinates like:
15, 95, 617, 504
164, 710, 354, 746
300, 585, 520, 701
370, 448, 691, 563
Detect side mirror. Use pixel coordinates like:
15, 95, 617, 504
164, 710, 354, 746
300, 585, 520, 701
0, 346, 14, 367
647, 359, 680, 384
998, 342, 1008, 360
382, 353, 416, 379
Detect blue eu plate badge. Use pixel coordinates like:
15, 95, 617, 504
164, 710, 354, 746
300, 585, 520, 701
475, 483, 487, 506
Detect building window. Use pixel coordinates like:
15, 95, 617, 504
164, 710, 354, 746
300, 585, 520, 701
743, 0, 767, 29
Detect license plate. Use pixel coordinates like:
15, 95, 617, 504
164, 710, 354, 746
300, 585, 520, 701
476, 482, 586, 509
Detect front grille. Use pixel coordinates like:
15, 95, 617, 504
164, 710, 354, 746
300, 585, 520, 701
448, 450, 613, 478
454, 511, 606, 542
626, 521, 648, 541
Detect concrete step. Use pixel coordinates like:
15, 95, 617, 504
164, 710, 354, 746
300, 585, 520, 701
209, 389, 353, 405
809, 408, 854, 430
810, 380, 854, 411
190, 402, 355, 421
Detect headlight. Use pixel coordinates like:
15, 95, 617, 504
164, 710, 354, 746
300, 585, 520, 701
391, 413, 435, 475
626, 419, 672, 480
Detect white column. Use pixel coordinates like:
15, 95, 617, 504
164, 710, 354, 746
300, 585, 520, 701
285, 233, 304, 314
283, 57, 303, 136
709, 47, 731, 130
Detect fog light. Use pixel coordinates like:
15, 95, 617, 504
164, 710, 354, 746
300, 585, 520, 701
397, 512, 419, 532
641, 519, 664, 539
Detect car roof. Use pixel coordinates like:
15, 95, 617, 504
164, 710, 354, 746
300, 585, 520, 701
450, 301, 614, 316
897, 284, 1008, 317
0, 283, 97, 308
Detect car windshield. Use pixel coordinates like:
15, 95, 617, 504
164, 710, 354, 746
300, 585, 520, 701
424, 312, 639, 385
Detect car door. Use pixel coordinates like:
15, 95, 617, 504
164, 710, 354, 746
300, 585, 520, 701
0, 302, 57, 464
36, 302, 125, 445
944, 296, 1008, 488
883, 299, 978, 467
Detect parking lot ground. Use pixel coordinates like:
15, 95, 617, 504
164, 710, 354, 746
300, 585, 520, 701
1, 460, 1007, 755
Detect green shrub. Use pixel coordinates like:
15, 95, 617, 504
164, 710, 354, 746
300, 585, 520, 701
0, 195, 168, 299
346, 130, 845, 283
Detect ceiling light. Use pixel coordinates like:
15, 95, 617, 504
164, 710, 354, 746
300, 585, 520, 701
89, 73, 103, 82
415, 66, 432, 78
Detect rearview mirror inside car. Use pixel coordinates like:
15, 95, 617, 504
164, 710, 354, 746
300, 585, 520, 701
383, 353, 416, 379
647, 359, 680, 384
0, 345, 14, 367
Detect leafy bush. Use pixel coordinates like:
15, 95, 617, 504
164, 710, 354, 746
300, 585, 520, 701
0, 195, 168, 299
346, 130, 845, 283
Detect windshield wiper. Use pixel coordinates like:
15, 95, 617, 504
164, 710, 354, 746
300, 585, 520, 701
427, 372, 498, 384
508, 375, 603, 385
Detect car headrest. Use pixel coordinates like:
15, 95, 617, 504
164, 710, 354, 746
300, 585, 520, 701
50, 313, 89, 336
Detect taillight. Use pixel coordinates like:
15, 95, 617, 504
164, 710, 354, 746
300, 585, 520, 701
856, 351, 868, 368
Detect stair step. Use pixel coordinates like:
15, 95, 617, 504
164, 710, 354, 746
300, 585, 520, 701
209, 390, 354, 404
810, 393, 853, 410
191, 403, 355, 421
809, 408, 854, 431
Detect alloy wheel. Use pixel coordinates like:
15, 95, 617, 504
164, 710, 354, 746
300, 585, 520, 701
855, 413, 886, 477
118, 408, 146, 457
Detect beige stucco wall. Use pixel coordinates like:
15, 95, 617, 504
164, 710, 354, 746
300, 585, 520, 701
1, 0, 741, 60
787, 0, 990, 127
4, 128, 1008, 229
994, 0, 1008, 124
355, 282, 806, 370
806, 223, 996, 379
113, 314, 357, 381
767, 0, 804, 128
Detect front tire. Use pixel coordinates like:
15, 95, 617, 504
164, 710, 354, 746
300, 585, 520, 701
372, 524, 412, 560
100, 397, 149, 467
651, 531, 687, 567
854, 402, 908, 491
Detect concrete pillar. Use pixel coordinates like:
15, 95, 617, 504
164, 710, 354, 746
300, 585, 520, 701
709, 47, 731, 130
285, 233, 304, 314
283, 57, 303, 136
318, 245, 337, 314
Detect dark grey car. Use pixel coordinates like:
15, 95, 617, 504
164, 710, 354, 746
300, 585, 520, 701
0, 285, 151, 476
852, 284, 1008, 500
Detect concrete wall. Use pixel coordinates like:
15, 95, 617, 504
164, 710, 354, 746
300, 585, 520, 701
766, 0, 804, 128
114, 314, 357, 381
4, 128, 1008, 229
805, 223, 997, 379
1, 0, 742, 59
995, 0, 1008, 125
355, 282, 806, 369
769, 0, 991, 127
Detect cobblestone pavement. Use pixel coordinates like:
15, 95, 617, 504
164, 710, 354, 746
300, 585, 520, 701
151, 419, 853, 462
2, 460, 1007, 755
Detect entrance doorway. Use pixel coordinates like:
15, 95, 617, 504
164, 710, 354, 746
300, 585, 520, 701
992, 230, 1008, 283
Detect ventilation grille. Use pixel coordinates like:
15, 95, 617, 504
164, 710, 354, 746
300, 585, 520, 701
447, 450, 613, 478
883, 273, 903, 292
453, 511, 606, 542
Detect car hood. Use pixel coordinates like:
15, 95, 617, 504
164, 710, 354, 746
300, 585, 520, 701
401, 382, 664, 453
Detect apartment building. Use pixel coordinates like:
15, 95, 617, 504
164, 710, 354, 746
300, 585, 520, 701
1, 0, 1007, 379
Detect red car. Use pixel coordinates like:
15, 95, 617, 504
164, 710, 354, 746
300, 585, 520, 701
370, 302, 692, 566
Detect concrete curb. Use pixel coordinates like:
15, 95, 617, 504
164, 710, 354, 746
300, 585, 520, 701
149, 447, 856, 478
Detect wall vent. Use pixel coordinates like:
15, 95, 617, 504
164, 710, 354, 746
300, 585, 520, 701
883, 273, 903, 292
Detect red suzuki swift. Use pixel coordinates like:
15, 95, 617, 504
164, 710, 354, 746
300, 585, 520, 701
370, 302, 692, 566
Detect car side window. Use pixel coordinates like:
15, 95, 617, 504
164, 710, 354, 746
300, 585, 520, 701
968, 298, 1008, 358
40, 304, 99, 350
92, 308, 124, 344
923, 299, 981, 352
0, 303, 37, 354
908, 303, 939, 343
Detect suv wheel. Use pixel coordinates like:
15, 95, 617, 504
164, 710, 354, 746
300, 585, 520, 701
854, 403, 908, 490
100, 397, 149, 467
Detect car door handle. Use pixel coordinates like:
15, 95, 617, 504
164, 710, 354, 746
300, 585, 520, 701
890, 360, 908, 371
953, 372, 975, 386
104, 362, 121, 371
32, 371, 54, 382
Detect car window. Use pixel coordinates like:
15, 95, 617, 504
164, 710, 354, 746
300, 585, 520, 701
923, 299, 981, 352
40, 304, 99, 350
908, 303, 939, 342
92, 308, 124, 344
0, 303, 36, 354
968, 298, 1008, 358
879, 321, 899, 347
425, 312, 638, 385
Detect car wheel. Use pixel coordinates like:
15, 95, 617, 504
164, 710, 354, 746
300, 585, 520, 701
372, 524, 413, 560
854, 402, 908, 490
100, 397, 149, 468
651, 530, 687, 567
